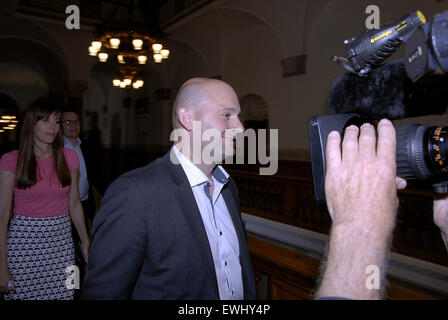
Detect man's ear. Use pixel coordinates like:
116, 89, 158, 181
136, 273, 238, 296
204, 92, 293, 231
178, 107, 193, 131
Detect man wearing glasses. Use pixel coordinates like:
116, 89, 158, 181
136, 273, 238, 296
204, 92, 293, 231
61, 110, 92, 227
61, 109, 93, 298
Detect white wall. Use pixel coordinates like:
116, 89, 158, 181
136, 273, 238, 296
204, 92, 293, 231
2, 0, 447, 153
163, 0, 448, 160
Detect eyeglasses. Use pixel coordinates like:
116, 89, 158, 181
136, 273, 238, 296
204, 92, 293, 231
62, 119, 80, 126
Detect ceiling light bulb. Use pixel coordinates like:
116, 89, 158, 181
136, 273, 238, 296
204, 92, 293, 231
153, 53, 163, 63
124, 79, 132, 86
118, 55, 125, 64
113, 79, 121, 86
161, 49, 170, 59
152, 43, 162, 53
132, 39, 143, 50
119, 81, 126, 88
92, 41, 102, 50
98, 52, 108, 62
88, 46, 98, 56
138, 55, 147, 64
109, 38, 120, 49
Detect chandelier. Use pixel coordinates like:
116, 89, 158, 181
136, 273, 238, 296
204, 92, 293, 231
0, 115, 18, 133
88, 31, 170, 89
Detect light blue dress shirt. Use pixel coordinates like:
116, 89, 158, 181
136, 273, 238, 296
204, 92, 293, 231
173, 145, 244, 300
63, 136, 89, 201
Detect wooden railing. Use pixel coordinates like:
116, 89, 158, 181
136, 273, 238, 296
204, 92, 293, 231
226, 161, 448, 268
247, 235, 437, 300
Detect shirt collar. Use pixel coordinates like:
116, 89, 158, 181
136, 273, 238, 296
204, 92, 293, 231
63, 136, 81, 148
172, 145, 229, 188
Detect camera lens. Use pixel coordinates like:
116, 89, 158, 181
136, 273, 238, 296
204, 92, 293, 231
396, 124, 448, 180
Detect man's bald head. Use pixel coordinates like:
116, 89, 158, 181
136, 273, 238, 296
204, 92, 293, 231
170, 77, 244, 167
171, 78, 237, 129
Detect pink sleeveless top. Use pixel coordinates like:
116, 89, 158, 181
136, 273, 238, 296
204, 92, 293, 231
0, 148, 79, 218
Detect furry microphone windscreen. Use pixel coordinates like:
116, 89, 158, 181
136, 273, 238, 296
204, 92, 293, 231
328, 60, 412, 120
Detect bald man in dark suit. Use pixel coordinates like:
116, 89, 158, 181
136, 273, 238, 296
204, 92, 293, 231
81, 78, 256, 299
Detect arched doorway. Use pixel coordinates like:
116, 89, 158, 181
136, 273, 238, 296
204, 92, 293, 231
235, 94, 270, 169
0, 93, 19, 153
0, 17, 69, 155
239, 93, 269, 130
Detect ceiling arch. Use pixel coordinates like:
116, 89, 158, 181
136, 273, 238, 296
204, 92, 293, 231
0, 17, 67, 65
217, 6, 287, 60
165, 37, 211, 76
0, 16, 68, 96
0, 37, 68, 93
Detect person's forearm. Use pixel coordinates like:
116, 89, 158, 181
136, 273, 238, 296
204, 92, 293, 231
316, 222, 391, 300
70, 201, 89, 244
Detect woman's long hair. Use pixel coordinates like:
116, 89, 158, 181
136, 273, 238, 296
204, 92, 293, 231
16, 97, 71, 189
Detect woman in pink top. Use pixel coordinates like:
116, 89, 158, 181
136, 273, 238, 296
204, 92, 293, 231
0, 97, 90, 300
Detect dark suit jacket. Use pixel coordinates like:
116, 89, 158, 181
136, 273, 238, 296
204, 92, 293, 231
79, 138, 103, 195
81, 151, 256, 300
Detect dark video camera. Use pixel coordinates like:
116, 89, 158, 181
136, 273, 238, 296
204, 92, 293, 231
310, 10, 448, 203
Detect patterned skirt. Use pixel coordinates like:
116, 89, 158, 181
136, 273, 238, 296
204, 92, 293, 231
4, 213, 75, 300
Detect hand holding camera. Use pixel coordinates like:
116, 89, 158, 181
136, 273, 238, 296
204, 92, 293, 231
325, 121, 405, 233
433, 196, 448, 252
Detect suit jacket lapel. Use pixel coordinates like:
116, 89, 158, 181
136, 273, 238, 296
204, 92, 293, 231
162, 152, 219, 298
